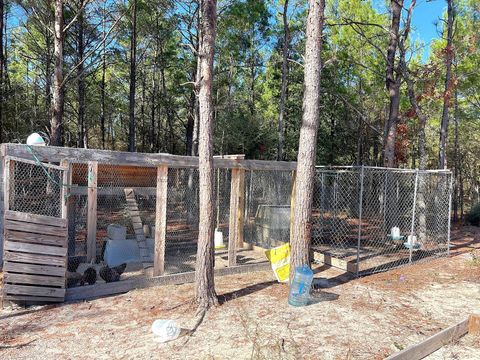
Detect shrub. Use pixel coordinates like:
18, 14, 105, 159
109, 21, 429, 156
466, 203, 480, 226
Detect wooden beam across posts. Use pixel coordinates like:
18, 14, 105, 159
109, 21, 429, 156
154, 165, 168, 276
386, 314, 480, 360
1, 144, 297, 171
86, 161, 98, 263
227, 155, 245, 266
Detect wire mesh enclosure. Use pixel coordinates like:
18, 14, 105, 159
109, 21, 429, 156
0, 144, 453, 302
311, 166, 452, 275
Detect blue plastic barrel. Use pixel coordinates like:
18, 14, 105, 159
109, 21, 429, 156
288, 265, 314, 306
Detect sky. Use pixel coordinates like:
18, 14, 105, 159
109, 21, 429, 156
374, 0, 448, 61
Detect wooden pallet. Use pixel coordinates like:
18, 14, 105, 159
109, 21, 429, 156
124, 188, 151, 268
2, 210, 67, 303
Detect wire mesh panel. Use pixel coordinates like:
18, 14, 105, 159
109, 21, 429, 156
8, 160, 63, 217
165, 167, 199, 274
358, 168, 416, 273
311, 169, 361, 266
311, 166, 452, 275
244, 169, 294, 249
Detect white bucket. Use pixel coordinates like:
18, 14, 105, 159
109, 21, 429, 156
407, 235, 417, 245
214, 229, 225, 249
391, 227, 400, 239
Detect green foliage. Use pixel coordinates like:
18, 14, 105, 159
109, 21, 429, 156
466, 203, 480, 226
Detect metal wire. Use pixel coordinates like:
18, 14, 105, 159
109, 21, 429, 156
312, 166, 452, 275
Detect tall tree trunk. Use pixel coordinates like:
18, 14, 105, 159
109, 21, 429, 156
277, 0, 290, 161
438, 0, 455, 169
383, 0, 404, 167
45, 29, 52, 123
290, 0, 325, 277
453, 88, 459, 221
100, 1, 107, 149
141, 72, 146, 151
195, 0, 218, 310
77, 3, 86, 148
50, 0, 64, 146
128, 0, 138, 152
0, 0, 4, 143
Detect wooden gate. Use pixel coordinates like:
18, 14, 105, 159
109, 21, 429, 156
2, 156, 69, 303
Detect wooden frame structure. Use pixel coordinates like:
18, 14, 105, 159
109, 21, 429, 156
0, 144, 297, 302
2, 155, 70, 302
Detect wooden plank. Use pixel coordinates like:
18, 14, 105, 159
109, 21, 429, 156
386, 318, 470, 360
124, 188, 150, 268
5, 210, 67, 227
65, 261, 270, 301
3, 144, 297, 171
4, 284, 65, 298
228, 168, 240, 266
4, 220, 67, 237
60, 159, 70, 219
290, 170, 296, 242
3, 295, 64, 303
468, 314, 480, 335
154, 165, 168, 276
6, 230, 66, 247
4, 157, 11, 212
87, 161, 98, 262
4, 272, 66, 287
70, 186, 157, 197
4, 261, 65, 277
5, 156, 68, 171
237, 168, 245, 248
4, 250, 66, 266
313, 252, 357, 273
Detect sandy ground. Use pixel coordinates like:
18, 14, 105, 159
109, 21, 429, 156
1, 226, 480, 360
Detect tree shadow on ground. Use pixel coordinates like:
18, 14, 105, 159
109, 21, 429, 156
217, 280, 278, 304
308, 289, 340, 304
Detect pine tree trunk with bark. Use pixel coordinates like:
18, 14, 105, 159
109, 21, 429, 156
383, 0, 404, 167
277, 0, 290, 161
438, 0, 455, 169
0, 0, 4, 143
128, 0, 138, 152
50, 0, 64, 146
194, 0, 218, 310
290, 0, 325, 278
77, 4, 86, 148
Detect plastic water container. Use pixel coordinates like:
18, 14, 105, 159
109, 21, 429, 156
151, 319, 181, 343
288, 265, 314, 307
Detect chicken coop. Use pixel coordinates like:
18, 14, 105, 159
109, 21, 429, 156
0, 144, 452, 304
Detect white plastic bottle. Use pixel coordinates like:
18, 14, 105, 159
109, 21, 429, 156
151, 319, 181, 342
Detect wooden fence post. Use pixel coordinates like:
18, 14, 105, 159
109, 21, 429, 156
154, 165, 168, 276
290, 170, 297, 242
87, 161, 98, 263
227, 155, 246, 266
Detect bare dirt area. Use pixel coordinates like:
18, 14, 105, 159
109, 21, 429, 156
1, 227, 480, 360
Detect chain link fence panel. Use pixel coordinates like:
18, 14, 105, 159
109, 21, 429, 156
312, 166, 452, 275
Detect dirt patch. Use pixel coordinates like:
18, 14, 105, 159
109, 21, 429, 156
1, 228, 480, 359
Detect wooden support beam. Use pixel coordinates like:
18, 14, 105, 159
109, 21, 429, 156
3, 157, 12, 212
290, 170, 296, 242
65, 261, 271, 301
228, 155, 245, 266
154, 165, 168, 276
386, 315, 480, 360
86, 161, 98, 263
1, 144, 297, 171
468, 314, 480, 335
60, 160, 71, 220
